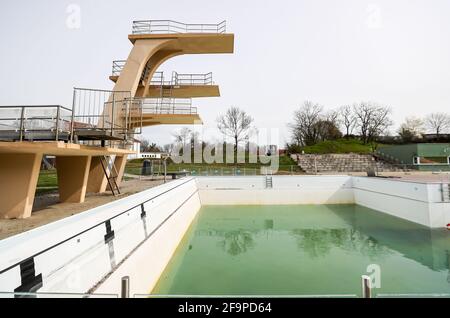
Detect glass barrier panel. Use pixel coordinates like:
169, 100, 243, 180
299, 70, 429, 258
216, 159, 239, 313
376, 293, 450, 298
0, 292, 118, 298
133, 294, 358, 299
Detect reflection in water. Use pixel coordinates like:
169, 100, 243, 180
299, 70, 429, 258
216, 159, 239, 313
153, 205, 450, 296
291, 228, 391, 260
264, 219, 274, 230
217, 230, 255, 256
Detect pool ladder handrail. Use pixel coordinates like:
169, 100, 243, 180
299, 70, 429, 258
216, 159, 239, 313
265, 175, 273, 189
441, 183, 450, 202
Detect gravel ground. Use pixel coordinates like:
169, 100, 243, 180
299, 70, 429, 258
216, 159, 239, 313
0, 177, 171, 240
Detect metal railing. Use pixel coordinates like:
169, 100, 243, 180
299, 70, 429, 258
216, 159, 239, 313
71, 88, 142, 142
125, 165, 305, 177
112, 63, 214, 87
132, 20, 226, 35
0, 105, 72, 141
135, 98, 197, 115
112, 61, 151, 84
112, 60, 126, 77
150, 71, 172, 86
172, 72, 213, 86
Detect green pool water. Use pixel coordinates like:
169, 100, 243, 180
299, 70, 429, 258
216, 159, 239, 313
152, 205, 450, 297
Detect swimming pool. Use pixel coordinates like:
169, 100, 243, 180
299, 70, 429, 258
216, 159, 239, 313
0, 176, 449, 297
153, 204, 450, 297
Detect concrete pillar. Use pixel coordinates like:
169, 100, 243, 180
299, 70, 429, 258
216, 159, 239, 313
0, 153, 43, 219
56, 156, 91, 203
114, 155, 128, 188
87, 156, 109, 193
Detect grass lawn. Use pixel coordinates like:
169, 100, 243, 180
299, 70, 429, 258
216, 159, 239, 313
36, 170, 58, 195
300, 139, 379, 154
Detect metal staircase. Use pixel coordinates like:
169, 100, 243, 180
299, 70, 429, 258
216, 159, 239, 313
100, 156, 121, 196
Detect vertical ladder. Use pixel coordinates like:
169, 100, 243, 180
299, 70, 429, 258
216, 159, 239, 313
265, 175, 273, 189
100, 156, 121, 196
161, 87, 173, 113
442, 183, 450, 202
158, 72, 173, 114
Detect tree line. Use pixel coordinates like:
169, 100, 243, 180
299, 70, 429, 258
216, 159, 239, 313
139, 106, 255, 159
288, 100, 450, 148
139, 102, 450, 156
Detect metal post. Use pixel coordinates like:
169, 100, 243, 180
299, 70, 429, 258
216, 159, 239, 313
19, 106, 25, 142
361, 275, 372, 298
124, 99, 128, 140
55, 106, 60, 141
314, 156, 318, 175
111, 93, 115, 137
70, 89, 76, 143
121, 276, 130, 298
163, 159, 167, 183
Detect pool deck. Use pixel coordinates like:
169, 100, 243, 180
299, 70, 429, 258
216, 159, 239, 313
320, 171, 450, 183
0, 177, 171, 240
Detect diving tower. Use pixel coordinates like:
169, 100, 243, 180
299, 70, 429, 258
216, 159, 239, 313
0, 19, 234, 219
109, 20, 234, 127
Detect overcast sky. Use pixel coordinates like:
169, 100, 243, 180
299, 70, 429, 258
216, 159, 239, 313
1, 0, 449, 146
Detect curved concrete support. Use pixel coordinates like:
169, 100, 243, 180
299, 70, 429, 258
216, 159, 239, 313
0, 153, 42, 219
113, 39, 175, 96
140, 50, 183, 97
112, 32, 234, 104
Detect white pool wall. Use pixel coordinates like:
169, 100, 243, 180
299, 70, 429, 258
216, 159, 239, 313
197, 175, 354, 205
0, 178, 200, 297
94, 185, 201, 296
0, 175, 449, 297
353, 177, 450, 228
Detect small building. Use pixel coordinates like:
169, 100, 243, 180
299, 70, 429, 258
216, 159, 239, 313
139, 152, 165, 160
128, 151, 166, 160
377, 143, 450, 171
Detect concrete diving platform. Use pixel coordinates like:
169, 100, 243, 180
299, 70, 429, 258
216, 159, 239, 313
0, 141, 134, 219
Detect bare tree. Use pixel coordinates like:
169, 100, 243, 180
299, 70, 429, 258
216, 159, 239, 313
315, 120, 342, 141
172, 127, 192, 148
398, 116, 425, 142
217, 107, 254, 152
353, 102, 392, 143
325, 109, 341, 127
425, 113, 450, 137
339, 105, 356, 137
289, 101, 324, 146
367, 106, 392, 141
162, 143, 174, 155
139, 137, 160, 152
